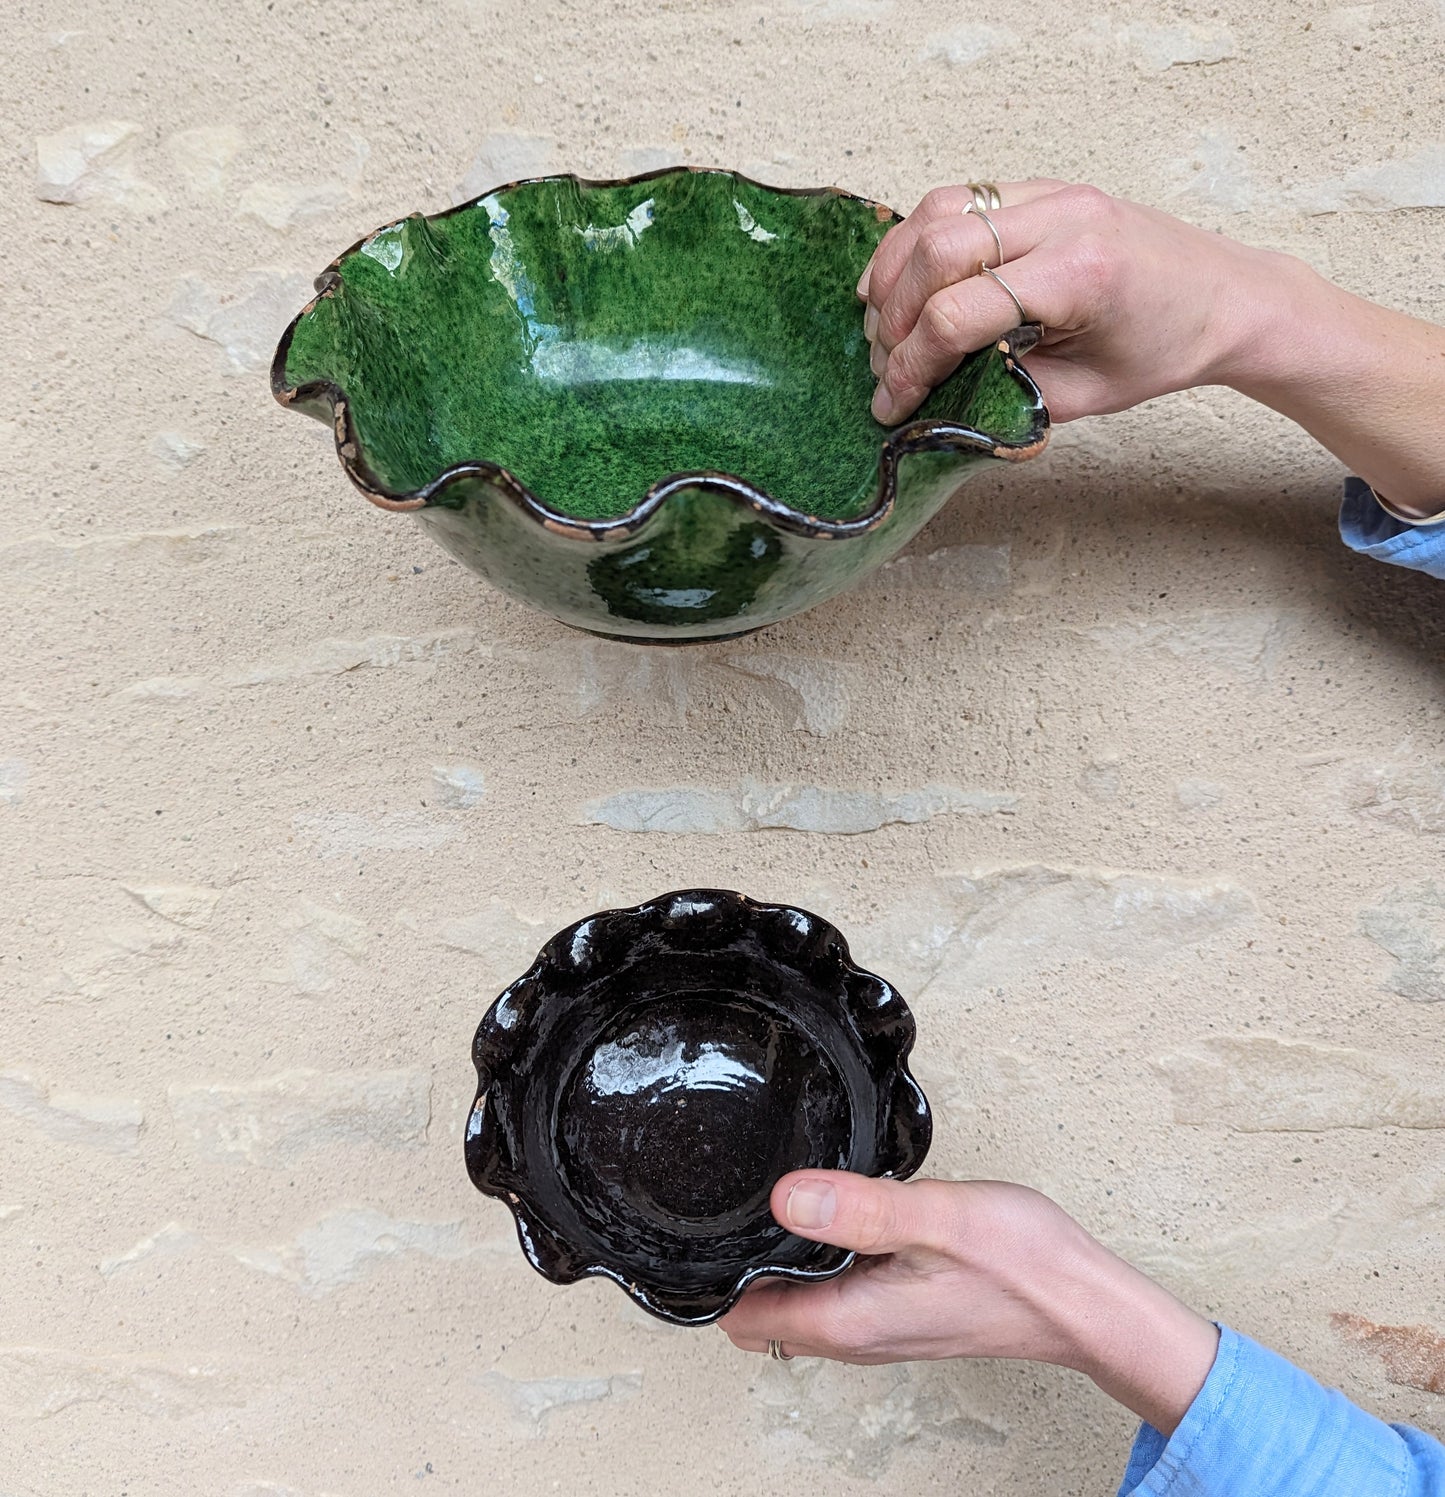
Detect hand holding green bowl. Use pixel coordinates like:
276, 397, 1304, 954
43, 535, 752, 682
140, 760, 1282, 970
273, 167, 1048, 642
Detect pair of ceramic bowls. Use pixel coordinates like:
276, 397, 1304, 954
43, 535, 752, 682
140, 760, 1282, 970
274, 168, 1037, 1321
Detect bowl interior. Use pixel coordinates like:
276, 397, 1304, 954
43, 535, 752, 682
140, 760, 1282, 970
556, 989, 852, 1246
280, 170, 1024, 522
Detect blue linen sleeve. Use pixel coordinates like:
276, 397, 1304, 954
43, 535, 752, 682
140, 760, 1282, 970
1116, 1324, 1445, 1496
1339, 477, 1445, 579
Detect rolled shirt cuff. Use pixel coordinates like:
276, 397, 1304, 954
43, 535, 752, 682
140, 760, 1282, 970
1116, 1324, 1416, 1497
1339, 476, 1445, 579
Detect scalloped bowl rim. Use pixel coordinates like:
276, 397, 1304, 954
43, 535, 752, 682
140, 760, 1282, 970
272, 166, 1050, 540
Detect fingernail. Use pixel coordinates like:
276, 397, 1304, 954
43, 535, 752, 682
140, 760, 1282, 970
863, 304, 878, 342
787, 1180, 837, 1230
870, 341, 887, 379
872, 382, 901, 424
856, 262, 873, 299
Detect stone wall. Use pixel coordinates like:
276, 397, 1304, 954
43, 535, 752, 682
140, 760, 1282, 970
3, 0, 1443, 1491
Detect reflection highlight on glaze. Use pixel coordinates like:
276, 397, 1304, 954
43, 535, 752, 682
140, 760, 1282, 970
358, 224, 404, 272
574, 198, 655, 250
531, 339, 771, 387
482, 192, 556, 356
584, 1035, 766, 1099
733, 200, 778, 243
485, 193, 770, 388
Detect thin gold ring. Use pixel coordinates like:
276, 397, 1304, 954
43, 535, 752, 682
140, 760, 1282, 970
767, 1339, 794, 1362
962, 202, 1004, 268
966, 180, 1002, 211
977, 261, 1030, 327
1370, 486, 1445, 527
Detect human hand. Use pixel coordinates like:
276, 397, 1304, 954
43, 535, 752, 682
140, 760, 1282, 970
860, 179, 1445, 511
859, 179, 1284, 426
718, 1171, 1219, 1437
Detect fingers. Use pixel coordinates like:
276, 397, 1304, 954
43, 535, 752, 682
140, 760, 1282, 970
714, 1171, 944, 1359
875, 199, 1126, 423
858, 178, 1067, 302
869, 196, 1059, 374
719, 1281, 821, 1354
715, 1269, 886, 1365
870, 250, 1052, 424
718, 1265, 941, 1368
718, 1278, 856, 1362
859, 181, 1128, 424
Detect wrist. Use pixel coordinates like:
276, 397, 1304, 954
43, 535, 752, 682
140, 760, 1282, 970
1206, 245, 1328, 400
1056, 1236, 1220, 1436
1205, 251, 1445, 510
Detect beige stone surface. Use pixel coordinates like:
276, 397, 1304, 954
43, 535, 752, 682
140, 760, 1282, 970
3, 0, 1444, 1491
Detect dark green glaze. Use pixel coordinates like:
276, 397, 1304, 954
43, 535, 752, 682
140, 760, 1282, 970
273, 168, 1048, 642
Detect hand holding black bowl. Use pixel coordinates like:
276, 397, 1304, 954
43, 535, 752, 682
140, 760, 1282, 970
464, 889, 930, 1324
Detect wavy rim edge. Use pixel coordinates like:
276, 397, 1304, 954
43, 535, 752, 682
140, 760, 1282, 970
271, 165, 1051, 541
464, 886, 932, 1325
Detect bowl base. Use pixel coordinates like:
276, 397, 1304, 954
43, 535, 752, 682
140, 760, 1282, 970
571, 622, 764, 647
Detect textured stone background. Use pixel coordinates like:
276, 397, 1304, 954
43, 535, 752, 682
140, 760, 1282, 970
3, 0, 1444, 1492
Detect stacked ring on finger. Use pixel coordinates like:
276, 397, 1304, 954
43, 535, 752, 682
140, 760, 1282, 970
767, 1339, 794, 1362
962, 201, 1004, 269
978, 262, 1031, 327
965, 180, 1002, 211
963, 185, 1033, 330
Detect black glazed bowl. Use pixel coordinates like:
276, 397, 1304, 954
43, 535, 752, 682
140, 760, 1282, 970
465, 888, 931, 1325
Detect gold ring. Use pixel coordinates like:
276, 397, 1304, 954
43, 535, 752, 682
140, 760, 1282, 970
1369, 485, 1445, 527
767, 1339, 794, 1362
978, 261, 1031, 327
962, 202, 1004, 268
966, 180, 1002, 211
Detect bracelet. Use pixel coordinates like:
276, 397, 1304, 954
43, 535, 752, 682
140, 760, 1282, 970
1370, 486, 1445, 527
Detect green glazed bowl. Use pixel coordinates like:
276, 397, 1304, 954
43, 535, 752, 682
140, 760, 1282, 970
272, 168, 1048, 642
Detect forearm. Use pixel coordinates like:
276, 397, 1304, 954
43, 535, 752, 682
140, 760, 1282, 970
1216, 250, 1445, 515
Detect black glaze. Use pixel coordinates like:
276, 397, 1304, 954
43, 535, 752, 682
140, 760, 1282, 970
465, 888, 932, 1325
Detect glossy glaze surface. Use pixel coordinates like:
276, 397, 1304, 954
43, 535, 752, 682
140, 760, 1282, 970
559, 995, 849, 1236
465, 889, 931, 1325
274, 168, 1048, 640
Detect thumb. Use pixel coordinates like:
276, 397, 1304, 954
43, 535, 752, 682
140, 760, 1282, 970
771, 1170, 930, 1256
